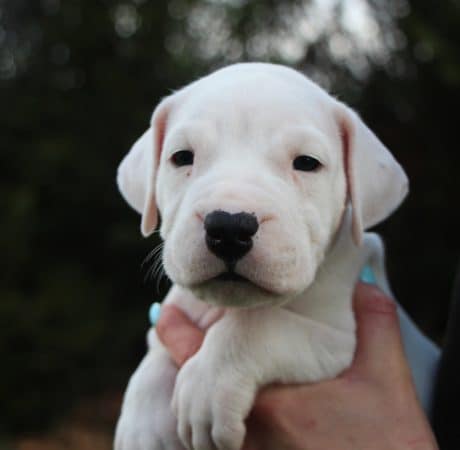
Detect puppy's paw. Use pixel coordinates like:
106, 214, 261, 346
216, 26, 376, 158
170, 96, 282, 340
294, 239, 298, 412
114, 407, 185, 450
172, 354, 255, 450
114, 353, 184, 450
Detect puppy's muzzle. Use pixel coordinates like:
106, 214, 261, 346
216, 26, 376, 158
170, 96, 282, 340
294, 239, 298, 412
204, 210, 259, 270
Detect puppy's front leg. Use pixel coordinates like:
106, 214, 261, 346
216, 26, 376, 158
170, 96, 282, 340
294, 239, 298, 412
173, 306, 355, 450
115, 330, 185, 450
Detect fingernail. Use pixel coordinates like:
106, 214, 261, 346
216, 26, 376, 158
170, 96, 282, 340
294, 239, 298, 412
360, 265, 376, 285
149, 302, 162, 326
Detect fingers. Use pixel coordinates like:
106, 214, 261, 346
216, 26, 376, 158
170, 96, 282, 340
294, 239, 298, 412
156, 304, 205, 367
351, 282, 410, 383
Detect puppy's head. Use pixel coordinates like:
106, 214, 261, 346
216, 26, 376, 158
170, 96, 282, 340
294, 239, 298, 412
118, 63, 408, 307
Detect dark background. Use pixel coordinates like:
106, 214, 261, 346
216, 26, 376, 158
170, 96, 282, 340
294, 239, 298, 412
1, 0, 459, 448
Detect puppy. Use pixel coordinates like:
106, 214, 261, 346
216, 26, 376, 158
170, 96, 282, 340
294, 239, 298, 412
114, 63, 439, 450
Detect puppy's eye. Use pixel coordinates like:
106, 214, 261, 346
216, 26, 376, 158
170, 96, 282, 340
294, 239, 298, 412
171, 150, 194, 167
293, 155, 321, 172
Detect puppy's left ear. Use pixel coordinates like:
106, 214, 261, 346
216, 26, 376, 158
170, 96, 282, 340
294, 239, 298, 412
117, 96, 172, 237
335, 103, 409, 245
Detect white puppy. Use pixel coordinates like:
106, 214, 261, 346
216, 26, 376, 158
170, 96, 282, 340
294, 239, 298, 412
114, 63, 439, 450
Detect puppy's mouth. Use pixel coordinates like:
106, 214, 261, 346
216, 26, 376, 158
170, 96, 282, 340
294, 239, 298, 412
190, 268, 286, 308
208, 270, 277, 297
213, 271, 250, 283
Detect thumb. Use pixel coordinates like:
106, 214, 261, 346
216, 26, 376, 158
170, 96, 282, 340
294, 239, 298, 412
350, 282, 410, 383
156, 305, 205, 367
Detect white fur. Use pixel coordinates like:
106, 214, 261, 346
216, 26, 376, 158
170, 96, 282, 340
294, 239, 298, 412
114, 63, 412, 450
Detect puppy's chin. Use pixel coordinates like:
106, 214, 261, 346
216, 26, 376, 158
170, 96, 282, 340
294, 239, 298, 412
187, 278, 290, 308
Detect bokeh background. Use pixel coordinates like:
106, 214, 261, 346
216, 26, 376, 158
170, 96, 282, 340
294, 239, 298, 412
1, 0, 459, 448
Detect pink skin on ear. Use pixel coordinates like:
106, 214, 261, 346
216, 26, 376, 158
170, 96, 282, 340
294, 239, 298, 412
141, 100, 171, 237
337, 112, 363, 246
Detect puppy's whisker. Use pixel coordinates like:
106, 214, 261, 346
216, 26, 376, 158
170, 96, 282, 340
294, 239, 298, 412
143, 244, 163, 266
143, 246, 169, 294
142, 242, 164, 268
143, 256, 158, 283
155, 266, 169, 294
151, 259, 169, 294
144, 256, 161, 283
152, 258, 163, 281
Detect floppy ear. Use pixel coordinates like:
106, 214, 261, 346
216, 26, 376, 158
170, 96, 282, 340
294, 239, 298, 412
117, 97, 171, 237
335, 104, 409, 245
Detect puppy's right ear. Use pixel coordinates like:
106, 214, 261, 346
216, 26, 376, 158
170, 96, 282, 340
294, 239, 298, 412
117, 97, 172, 237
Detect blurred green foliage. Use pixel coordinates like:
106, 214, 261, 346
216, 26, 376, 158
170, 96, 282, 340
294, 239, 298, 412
1, 0, 459, 435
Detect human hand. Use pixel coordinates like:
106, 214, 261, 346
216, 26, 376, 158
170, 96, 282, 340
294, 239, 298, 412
157, 283, 438, 450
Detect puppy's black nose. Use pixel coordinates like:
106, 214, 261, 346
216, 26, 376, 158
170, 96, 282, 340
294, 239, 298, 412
204, 210, 259, 267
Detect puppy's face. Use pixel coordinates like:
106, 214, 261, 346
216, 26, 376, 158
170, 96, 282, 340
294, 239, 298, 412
118, 63, 408, 308
156, 74, 346, 307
